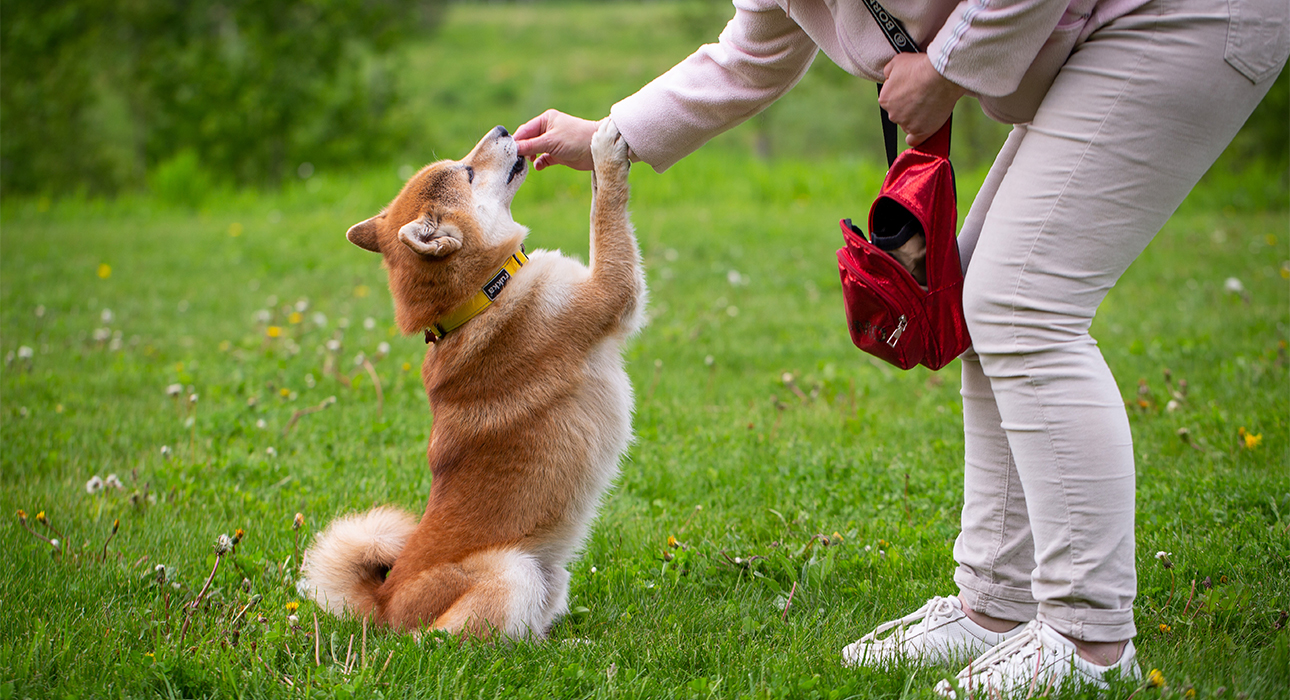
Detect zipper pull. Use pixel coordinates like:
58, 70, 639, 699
886, 315, 907, 348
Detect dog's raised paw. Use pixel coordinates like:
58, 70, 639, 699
591, 118, 630, 177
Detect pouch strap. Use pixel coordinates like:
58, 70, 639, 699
866, 0, 951, 165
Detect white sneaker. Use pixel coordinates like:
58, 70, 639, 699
934, 620, 1142, 698
841, 596, 1024, 667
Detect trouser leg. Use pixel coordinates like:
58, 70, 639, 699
957, 0, 1283, 642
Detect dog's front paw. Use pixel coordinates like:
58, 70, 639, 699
591, 118, 630, 185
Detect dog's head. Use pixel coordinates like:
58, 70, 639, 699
345, 126, 529, 335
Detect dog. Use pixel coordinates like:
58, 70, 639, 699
301, 120, 645, 639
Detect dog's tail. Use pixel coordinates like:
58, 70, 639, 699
300, 506, 418, 617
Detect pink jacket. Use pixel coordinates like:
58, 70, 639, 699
611, 0, 1148, 171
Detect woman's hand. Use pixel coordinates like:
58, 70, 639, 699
879, 54, 966, 146
515, 110, 600, 171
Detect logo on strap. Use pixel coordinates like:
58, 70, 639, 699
860, 0, 917, 54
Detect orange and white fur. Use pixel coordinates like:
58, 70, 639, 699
301, 120, 645, 638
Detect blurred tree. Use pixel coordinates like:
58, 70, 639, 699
1, 0, 443, 195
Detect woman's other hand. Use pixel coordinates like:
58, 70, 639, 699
515, 110, 600, 171
879, 54, 966, 146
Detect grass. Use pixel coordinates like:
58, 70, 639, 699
2, 2, 1288, 698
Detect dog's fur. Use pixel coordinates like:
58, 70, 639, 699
301, 121, 645, 638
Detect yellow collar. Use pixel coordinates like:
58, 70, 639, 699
424, 248, 528, 343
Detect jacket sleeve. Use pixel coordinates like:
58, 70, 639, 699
610, 0, 818, 172
926, 0, 1073, 98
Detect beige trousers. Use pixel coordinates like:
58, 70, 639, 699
951, 0, 1286, 642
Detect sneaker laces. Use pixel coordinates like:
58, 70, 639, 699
950, 621, 1052, 698
860, 596, 960, 645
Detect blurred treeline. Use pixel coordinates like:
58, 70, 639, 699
1, 0, 1285, 198
1, 0, 445, 195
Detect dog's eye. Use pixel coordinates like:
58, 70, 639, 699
464, 166, 475, 184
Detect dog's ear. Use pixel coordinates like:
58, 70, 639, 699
398, 215, 463, 258
346, 214, 384, 253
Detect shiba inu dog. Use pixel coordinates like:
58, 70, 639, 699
302, 120, 645, 638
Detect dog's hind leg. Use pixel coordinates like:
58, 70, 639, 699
427, 548, 550, 639
536, 565, 571, 634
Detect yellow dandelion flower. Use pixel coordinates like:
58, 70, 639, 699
1244, 432, 1263, 449
402, 362, 412, 372
279, 387, 290, 397
288, 311, 303, 324
36, 511, 48, 524
266, 326, 282, 338
1184, 689, 1196, 699
832, 531, 844, 542
1159, 623, 1171, 634
286, 601, 300, 612
667, 535, 679, 549
354, 285, 370, 298
97, 263, 112, 279
1147, 669, 1165, 688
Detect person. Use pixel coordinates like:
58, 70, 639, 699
515, 0, 1288, 695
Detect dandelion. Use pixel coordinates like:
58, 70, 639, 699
304, 373, 316, 388
215, 534, 235, 555
312, 312, 327, 327
92, 328, 111, 342
256, 419, 267, 430
266, 447, 277, 457
293, 513, 305, 531
1223, 277, 1244, 294
105, 474, 123, 490
233, 528, 245, 545
288, 614, 300, 625
667, 535, 679, 549
279, 387, 291, 398
326, 339, 342, 352
98, 263, 112, 279
364, 317, 377, 330
705, 355, 715, 367
35, 305, 46, 318
100, 309, 114, 324
160, 445, 172, 459
1147, 669, 1166, 688
189, 393, 198, 405
166, 384, 183, 397
289, 312, 303, 324
402, 362, 412, 372
17, 346, 34, 360
377, 342, 390, 357
1155, 551, 1174, 569
286, 601, 300, 613
1159, 623, 1171, 633
295, 299, 310, 312
354, 352, 366, 367
1238, 427, 1262, 449
727, 269, 744, 285
267, 326, 282, 338
255, 309, 272, 324
86, 476, 105, 494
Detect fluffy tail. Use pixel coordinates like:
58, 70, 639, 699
300, 506, 418, 617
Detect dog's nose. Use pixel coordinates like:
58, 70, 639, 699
493, 125, 510, 138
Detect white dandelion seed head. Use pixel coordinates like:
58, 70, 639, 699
1156, 551, 1172, 560
782, 372, 794, 384
304, 373, 316, 389
325, 339, 341, 352
254, 309, 272, 324
188, 393, 198, 404
17, 346, 34, 360
160, 445, 172, 458
287, 614, 299, 625
377, 342, 390, 356
312, 312, 327, 328
100, 308, 114, 324
727, 269, 743, 286
705, 355, 715, 367
105, 473, 123, 489
295, 299, 309, 312
35, 305, 46, 318
215, 534, 234, 555
354, 353, 365, 367
324, 396, 337, 405
92, 328, 111, 342
256, 419, 267, 429
1224, 277, 1244, 294
49, 538, 60, 551
266, 446, 277, 457
363, 317, 377, 330
86, 476, 105, 494
166, 383, 182, 397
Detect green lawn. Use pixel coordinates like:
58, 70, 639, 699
2, 2, 1287, 699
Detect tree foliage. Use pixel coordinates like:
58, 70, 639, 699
1, 0, 442, 195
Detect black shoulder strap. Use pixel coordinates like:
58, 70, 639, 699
863, 0, 947, 166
